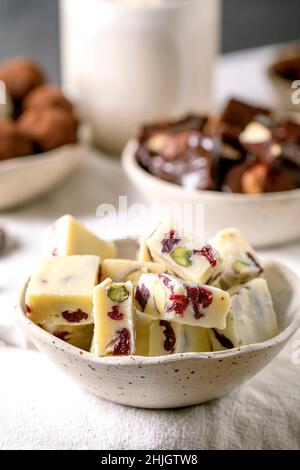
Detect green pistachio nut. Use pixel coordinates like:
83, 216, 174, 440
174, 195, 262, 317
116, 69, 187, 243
107, 285, 129, 302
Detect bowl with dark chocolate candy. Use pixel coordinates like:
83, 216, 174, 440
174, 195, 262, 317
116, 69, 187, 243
0, 57, 84, 210
269, 46, 300, 111
122, 98, 300, 247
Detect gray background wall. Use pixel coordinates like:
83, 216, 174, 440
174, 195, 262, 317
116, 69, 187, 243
0, 0, 299, 84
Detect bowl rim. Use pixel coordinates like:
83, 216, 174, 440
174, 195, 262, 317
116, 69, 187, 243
122, 138, 300, 202
0, 123, 89, 173
17, 260, 300, 366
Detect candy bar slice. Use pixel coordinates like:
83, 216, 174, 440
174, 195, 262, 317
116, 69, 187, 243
101, 259, 166, 284
145, 220, 221, 284
210, 228, 263, 289
135, 311, 153, 356
209, 278, 279, 350
42, 323, 94, 351
93, 279, 135, 356
43, 215, 116, 259
149, 321, 211, 356
135, 273, 230, 329
25, 256, 100, 325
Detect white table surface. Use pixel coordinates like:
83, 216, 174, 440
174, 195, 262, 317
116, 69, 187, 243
1, 44, 300, 450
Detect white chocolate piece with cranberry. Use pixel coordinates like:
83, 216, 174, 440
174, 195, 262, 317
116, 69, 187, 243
145, 221, 221, 284
209, 228, 263, 290
149, 321, 211, 356
42, 323, 94, 351
43, 215, 116, 259
101, 258, 166, 284
25, 256, 100, 325
209, 278, 279, 351
135, 273, 230, 329
135, 311, 153, 356
93, 279, 135, 356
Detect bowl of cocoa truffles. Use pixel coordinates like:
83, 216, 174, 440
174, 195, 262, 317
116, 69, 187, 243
122, 97, 300, 248
0, 57, 85, 210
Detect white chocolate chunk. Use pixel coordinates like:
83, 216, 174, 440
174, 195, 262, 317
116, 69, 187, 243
135, 311, 153, 356
25, 256, 100, 325
209, 228, 263, 290
43, 215, 116, 259
149, 321, 211, 356
145, 220, 221, 283
209, 278, 279, 350
101, 259, 166, 284
42, 323, 94, 351
137, 238, 153, 262
93, 279, 135, 356
136, 273, 230, 329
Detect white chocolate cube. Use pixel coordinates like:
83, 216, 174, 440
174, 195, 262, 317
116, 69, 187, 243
145, 220, 221, 283
137, 238, 153, 262
25, 256, 100, 325
209, 278, 279, 350
135, 311, 153, 356
93, 279, 135, 356
210, 228, 263, 289
149, 321, 211, 356
135, 273, 230, 329
42, 323, 94, 351
101, 258, 166, 284
43, 215, 116, 259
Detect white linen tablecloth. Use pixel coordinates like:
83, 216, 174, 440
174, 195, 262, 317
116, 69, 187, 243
1, 45, 300, 450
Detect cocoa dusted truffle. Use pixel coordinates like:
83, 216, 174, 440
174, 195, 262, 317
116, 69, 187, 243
23, 84, 74, 115
0, 57, 45, 102
0, 119, 33, 160
18, 108, 77, 152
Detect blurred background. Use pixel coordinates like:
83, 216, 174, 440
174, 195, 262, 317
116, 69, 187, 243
0, 0, 299, 84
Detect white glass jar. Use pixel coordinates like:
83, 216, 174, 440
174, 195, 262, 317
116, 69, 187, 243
60, 0, 220, 154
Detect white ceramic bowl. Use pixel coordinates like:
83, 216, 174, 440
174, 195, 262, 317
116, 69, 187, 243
17, 239, 300, 409
0, 126, 87, 211
122, 139, 300, 248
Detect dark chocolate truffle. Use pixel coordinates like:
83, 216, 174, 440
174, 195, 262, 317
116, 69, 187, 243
0, 119, 33, 160
0, 57, 45, 102
17, 108, 77, 152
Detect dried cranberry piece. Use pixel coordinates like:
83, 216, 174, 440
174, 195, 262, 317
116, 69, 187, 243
135, 284, 150, 312
25, 304, 32, 316
62, 309, 88, 323
186, 286, 213, 319
193, 245, 217, 267
158, 273, 172, 289
246, 252, 263, 273
160, 320, 176, 352
212, 329, 234, 349
113, 328, 131, 355
161, 229, 181, 254
53, 331, 69, 341
107, 305, 124, 321
167, 293, 189, 316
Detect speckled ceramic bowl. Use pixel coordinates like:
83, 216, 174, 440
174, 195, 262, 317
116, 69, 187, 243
0, 125, 88, 211
122, 139, 300, 248
17, 240, 300, 409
